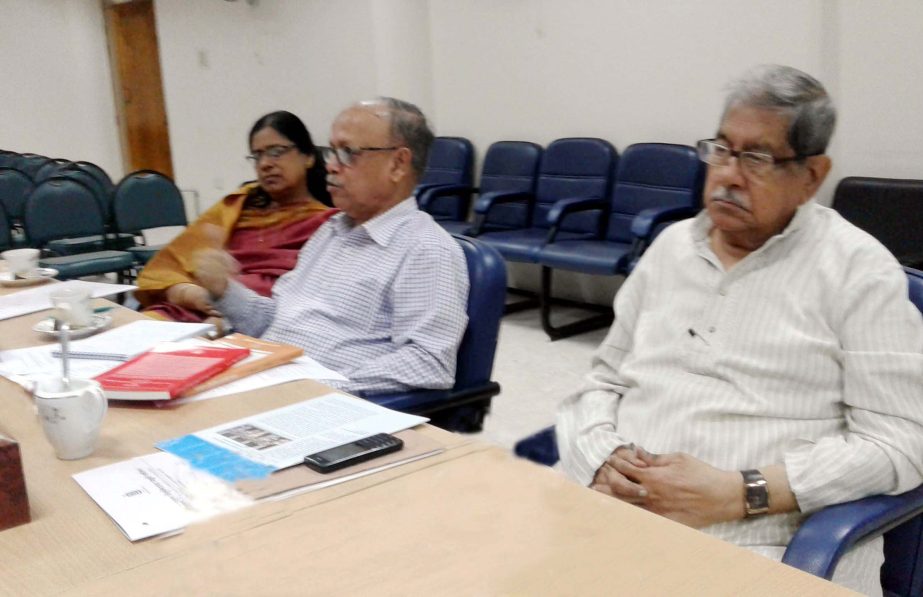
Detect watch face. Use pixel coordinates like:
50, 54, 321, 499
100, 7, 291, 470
743, 470, 769, 516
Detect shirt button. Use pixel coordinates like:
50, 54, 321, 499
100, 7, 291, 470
719, 289, 727, 296
708, 326, 716, 333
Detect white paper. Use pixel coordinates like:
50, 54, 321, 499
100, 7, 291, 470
0, 344, 119, 381
0, 279, 136, 321
187, 393, 427, 470
72, 451, 252, 542
53, 320, 215, 360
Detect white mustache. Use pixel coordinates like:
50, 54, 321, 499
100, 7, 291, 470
711, 186, 750, 211
326, 177, 342, 188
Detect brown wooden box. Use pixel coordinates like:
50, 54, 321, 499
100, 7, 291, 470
0, 434, 30, 531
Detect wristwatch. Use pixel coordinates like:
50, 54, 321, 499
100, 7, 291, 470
741, 469, 770, 518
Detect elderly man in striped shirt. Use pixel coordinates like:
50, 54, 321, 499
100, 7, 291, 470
194, 98, 469, 395
557, 65, 923, 596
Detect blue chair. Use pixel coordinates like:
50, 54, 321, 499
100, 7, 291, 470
472, 137, 618, 313
537, 143, 704, 339
68, 161, 116, 197
23, 177, 135, 281
363, 235, 506, 433
0, 202, 13, 251
112, 169, 188, 264
15, 154, 51, 180
514, 267, 923, 595
416, 137, 475, 233
32, 159, 72, 184
419, 141, 543, 237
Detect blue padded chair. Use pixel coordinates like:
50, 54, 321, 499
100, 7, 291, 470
472, 137, 617, 262
362, 235, 506, 433
0, 167, 35, 230
833, 177, 923, 269
23, 177, 135, 281
514, 267, 923, 595
112, 169, 188, 264
32, 159, 72, 184
415, 137, 475, 233
16, 154, 51, 180
68, 161, 116, 197
537, 143, 704, 339
419, 141, 543, 236
0, 202, 13, 251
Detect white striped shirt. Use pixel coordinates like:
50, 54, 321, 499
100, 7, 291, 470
557, 201, 923, 595
217, 197, 469, 394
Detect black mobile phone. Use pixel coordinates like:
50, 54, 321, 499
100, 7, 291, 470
303, 433, 404, 474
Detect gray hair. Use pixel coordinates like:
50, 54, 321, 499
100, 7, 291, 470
722, 64, 836, 156
359, 97, 434, 178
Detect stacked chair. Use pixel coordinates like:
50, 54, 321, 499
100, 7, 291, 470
112, 169, 188, 264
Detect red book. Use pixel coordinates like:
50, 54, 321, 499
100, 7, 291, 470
94, 345, 251, 401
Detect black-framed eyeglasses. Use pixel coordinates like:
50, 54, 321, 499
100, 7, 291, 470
246, 144, 297, 164
696, 139, 820, 179
321, 146, 400, 167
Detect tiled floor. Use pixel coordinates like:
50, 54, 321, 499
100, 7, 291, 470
468, 307, 609, 450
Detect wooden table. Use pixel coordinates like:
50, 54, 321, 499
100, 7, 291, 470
0, 295, 850, 596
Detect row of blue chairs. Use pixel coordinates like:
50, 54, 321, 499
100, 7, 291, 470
416, 137, 704, 339
0, 151, 187, 280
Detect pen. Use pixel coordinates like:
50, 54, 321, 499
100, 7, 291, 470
93, 306, 115, 314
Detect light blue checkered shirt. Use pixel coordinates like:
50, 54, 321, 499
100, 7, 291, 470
217, 197, 469, 394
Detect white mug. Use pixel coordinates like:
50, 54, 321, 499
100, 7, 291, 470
50, 286, 93, 328
33, 378, 107, 460
1, 248, 40, 276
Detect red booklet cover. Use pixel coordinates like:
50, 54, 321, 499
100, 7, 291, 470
94, 345, 251, 401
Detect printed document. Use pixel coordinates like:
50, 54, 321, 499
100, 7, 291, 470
0, 279, 136, 320
161, 393, 427, 470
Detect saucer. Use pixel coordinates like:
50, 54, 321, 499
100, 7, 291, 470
0, 268, 59, 288
33, 314, 112, 340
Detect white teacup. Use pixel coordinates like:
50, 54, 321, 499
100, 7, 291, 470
1, 248, 40, 277
33, 378, 107, 460
50, 286, 93, 328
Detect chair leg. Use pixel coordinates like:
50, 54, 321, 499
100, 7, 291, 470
504, 287, 540, 314
540, 266, 614, 341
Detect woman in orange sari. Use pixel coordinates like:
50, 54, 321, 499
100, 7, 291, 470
135, 111, 336, 325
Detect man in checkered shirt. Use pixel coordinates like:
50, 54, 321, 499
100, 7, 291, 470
194, 98, 469, 394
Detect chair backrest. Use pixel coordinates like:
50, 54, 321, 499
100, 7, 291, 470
606, 143, 705, 243
534, 137, 617, 232
881, 267, 923, 596
451, 234, 507, 390
418, 137, 475, 220
112, 169, 187, 233
0, 167, 35, 222
0, 202, 12, 251
0, 151, 19, 169
69, 161, 115, 196
50, 170, 111, 223
23, 178, 107, 248
833, 177, 923, 268
17, 154, 51, 180
477, 140, 543, 228
32, 159, 72, 184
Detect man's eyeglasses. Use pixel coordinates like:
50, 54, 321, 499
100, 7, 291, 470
322, 146, 399, 167
246, 144, 297, 164
696, 139, 819, 179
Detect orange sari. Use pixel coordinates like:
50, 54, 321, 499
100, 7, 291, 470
136, 183, 336, 322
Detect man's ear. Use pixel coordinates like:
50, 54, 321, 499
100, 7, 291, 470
802, 155, 832, 197
389, 147, 412, 183
305, 153, 316, 170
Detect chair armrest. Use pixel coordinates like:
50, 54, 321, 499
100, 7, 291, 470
471, 190, 534, 235
417, 183, 474, 211
781, 485, 923, 579
544, 196, 606, 243
630, 206, 699, 241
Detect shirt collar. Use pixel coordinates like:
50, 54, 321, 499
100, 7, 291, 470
692, 199, 817, 249
330, 196, 418, 247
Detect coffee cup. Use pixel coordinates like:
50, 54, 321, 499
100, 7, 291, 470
50, 286, 93, 328
33, 377, 107, 460
1, 248, 40, 277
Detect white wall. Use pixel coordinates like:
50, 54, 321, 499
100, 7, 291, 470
0, 0, 121, 178
4, 1, 923, 213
